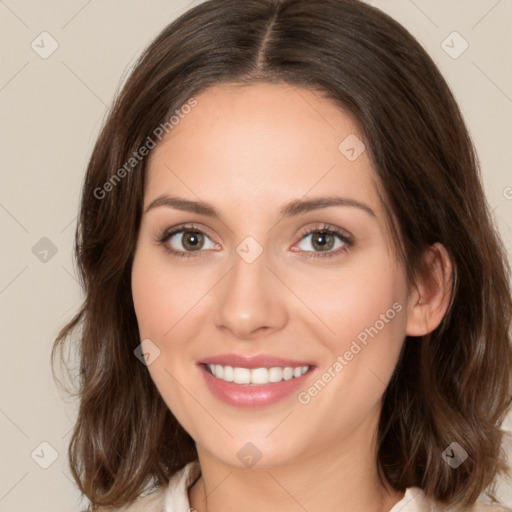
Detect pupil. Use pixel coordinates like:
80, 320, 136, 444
184, 231, 202, 250
313, 232, 333, 251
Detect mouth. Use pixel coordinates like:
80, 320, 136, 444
198, 354, 316, 408
203, 363, 311, 385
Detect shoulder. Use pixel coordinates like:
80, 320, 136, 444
96, 461, 201, 512
472, 504, 512, 512
392, 488, 511, 512
96, 487, 166, 512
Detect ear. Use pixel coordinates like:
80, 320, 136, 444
405, 242, 453, 337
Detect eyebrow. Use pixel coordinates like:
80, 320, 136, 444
144, 194, 376, 218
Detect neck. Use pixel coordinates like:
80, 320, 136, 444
188, 414, 404, 512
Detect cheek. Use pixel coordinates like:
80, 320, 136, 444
131, 246, 204, 338
317, 257, 407, 410
285, 251, 407, 356
337, 273, 404, 345
288, 251, 408, 419
131, 247, 203, 424
131, 254, 168, 338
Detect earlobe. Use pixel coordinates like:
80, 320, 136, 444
405, 243, 453, 337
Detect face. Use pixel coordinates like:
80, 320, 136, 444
131, 82, 412, 469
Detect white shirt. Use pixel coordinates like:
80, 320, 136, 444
109, 461, 511, 512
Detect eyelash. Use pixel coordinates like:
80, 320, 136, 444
156, 222, 354, 260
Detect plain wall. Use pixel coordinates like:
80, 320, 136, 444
0, 1, 511, 510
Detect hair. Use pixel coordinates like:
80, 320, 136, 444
51, 0, 512, 510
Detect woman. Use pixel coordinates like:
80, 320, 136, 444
52, 1, 512, 510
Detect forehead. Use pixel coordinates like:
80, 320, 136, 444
145, 81, 382, 217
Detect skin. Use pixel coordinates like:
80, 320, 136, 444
131, 82, 453, 512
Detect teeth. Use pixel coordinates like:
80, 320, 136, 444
206, 364, 310, 385
283, 367, 294, 380
251, 367, 269, 384
223, 365, 234, 382
233, 367, 250, 384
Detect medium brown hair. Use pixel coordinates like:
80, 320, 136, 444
52, 0, 512, 509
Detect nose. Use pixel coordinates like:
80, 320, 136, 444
212, 245, 289, 340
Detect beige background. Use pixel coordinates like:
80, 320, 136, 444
0, 1, 511, 511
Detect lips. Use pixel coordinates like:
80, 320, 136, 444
197, 353, 316, 408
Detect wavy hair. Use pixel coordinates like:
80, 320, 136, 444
52, 0, 512, 509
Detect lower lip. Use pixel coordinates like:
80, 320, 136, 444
199, 364, 314, 408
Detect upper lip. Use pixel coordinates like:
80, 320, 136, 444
200, 354, 315, 369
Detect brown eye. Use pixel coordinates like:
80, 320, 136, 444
159, 226, 218, 257
167, 229, 215, 252
310, 231, 336, 251
180, 231, 204, 251
297, 229, 349, 254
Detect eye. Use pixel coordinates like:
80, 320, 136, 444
157, 223, 218, 258
293, 223, 353, 259
157, 222, 353, 260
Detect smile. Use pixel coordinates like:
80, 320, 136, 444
205, 364, 310, 385
199, 356, 316, 408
